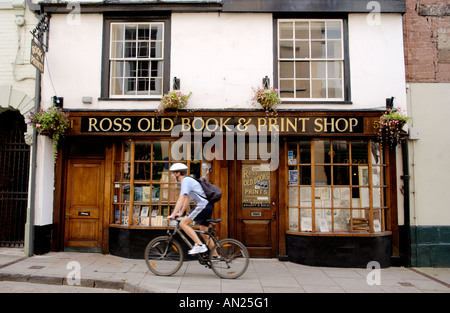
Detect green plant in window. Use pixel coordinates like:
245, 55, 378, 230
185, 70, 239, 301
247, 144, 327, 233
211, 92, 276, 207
27, 105, 70, 162
158, 90, 192, 114
252, 87, 280, 114
376, 107, 411, 149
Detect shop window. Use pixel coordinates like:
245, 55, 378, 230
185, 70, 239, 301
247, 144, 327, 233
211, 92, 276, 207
287, 140, 388, 234
277, 19, 346, 101
112, 139, 211, 228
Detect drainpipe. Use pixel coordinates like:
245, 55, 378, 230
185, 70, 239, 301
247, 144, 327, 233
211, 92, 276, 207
401, 137, 411, 267
24, 6, 43, 257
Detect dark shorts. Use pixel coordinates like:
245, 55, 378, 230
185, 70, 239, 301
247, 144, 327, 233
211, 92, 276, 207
187, 202, 214, 226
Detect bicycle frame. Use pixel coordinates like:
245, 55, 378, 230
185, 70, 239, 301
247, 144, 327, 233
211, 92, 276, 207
166, 220, 220, 266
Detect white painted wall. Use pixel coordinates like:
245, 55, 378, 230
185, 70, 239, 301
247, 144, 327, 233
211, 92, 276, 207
348, 13, 407, 111
41, 14, 103, 109
408, 83, 450, 226
170, 12, 273, 109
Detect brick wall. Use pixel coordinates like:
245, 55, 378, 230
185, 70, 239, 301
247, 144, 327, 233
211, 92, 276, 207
404, 0, 450, 82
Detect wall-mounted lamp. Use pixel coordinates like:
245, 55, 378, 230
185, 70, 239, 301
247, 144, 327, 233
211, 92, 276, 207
386, 97, 394, 110
262, 76, 270, 89
52, 96, 63, 108
173, 77, 180, 90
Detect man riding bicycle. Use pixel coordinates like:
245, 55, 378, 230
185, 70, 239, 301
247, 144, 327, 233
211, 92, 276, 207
167, 163, 214, 255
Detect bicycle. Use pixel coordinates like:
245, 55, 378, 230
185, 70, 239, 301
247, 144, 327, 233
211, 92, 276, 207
144, 218, 249, 279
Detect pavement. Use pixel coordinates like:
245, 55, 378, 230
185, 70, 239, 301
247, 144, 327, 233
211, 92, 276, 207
1, 247, 450, 293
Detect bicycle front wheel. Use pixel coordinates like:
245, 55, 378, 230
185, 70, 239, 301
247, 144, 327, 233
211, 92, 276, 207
144, 236, 184, 276
210, 238, 249, 279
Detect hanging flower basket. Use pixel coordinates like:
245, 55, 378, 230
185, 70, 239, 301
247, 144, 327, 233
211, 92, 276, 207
252, 87, 280, 114
27, 105, 70, 161
376, 107, 410, 149
158, 90, 192, 115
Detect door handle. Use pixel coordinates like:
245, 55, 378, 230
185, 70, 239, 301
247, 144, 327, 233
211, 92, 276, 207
272, 211, 276, 220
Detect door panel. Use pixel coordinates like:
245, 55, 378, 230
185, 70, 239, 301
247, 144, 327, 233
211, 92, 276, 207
237, 161, 277, 258
64, 159, 104, 249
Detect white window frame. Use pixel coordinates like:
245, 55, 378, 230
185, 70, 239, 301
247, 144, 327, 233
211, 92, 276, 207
277, 19, 345, 102
109, 22, 165, 99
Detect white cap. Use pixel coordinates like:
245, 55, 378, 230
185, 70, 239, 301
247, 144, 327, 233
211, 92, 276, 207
169, 163, 188, 172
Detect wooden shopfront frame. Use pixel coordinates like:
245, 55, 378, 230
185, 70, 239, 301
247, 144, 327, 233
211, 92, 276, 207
56, 109, 398, 261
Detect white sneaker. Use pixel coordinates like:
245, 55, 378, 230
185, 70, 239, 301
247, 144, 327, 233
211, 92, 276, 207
188, 244, 208, 255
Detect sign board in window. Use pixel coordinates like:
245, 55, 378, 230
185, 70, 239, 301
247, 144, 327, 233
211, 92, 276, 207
242, 164, 271, 208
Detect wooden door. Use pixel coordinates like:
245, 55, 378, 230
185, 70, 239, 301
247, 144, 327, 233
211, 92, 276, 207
64, 159, 105, 251
237, 161, 278, 257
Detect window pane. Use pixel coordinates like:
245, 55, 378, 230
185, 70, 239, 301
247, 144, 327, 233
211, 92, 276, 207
334, 209, 350, 232
300, 209, 312, 231
299, 166, 311, 185
311, 22, 325, 39
111, 42, 123, 58
150, 61, 163, 77
279, 22, 293, 39
311, 61, 326, 79
111, 78, 123, 95
311, 41, 326, 58
295, 61, 310, 78
371, 141, 382, 164
315, 209, 331, 232
111, 61, 123, 78
279, 61, 294, 78
295, 41, 309, 58
295, 21, 309, 39
333, 187, 350, 208
150, 42, 162, 58
289, 187, 298, 206
327, 40, 342, 59
333, 165, 350, 185
279, 40, 294, 58
327, 21, 342, 39
295, 80, 309, 98
111, 24, 124, 41
138, 24, 149, 40
137, 78, 149, 94
299, 141, 311, 163
138, 61, 149, 77
327, 61, 342, 79
280, 80, 294, 98
333, 140, 349, 163
311, 80, 326, 98
125, 24, 136, 40
315, 166, 331, 185
124, 78, 136, 95
328, 79, 342, 98
151, 24, 163, 40
315, 141, 331, 163
351, 140, 368, 164
137, 42, 149, 58
289, 208, 299, 231
124, 42, 136, 58
124, 61, 136, 77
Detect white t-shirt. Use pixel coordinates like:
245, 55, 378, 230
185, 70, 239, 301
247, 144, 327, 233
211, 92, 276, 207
180, 176, 208, 208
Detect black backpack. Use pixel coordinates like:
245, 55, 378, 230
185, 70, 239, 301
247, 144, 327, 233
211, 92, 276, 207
186, 176, 222, 203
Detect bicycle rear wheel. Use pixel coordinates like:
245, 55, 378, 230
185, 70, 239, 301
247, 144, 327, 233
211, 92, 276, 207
144, 236, 184, 276
210, 238, 249, 279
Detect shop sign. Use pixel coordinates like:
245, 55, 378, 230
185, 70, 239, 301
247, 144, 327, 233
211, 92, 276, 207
30, 40, 45, 73
80, 116, 364, 134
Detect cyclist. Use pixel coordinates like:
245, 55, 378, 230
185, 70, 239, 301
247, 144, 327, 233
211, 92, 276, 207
167, 163, 214, 255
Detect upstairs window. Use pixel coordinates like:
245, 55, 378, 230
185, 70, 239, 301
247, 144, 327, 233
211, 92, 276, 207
278, 19, 345, 101
109, 23, 164, 98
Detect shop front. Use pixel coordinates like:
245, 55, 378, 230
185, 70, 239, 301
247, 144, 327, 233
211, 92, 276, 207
54, 109, 397, 268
